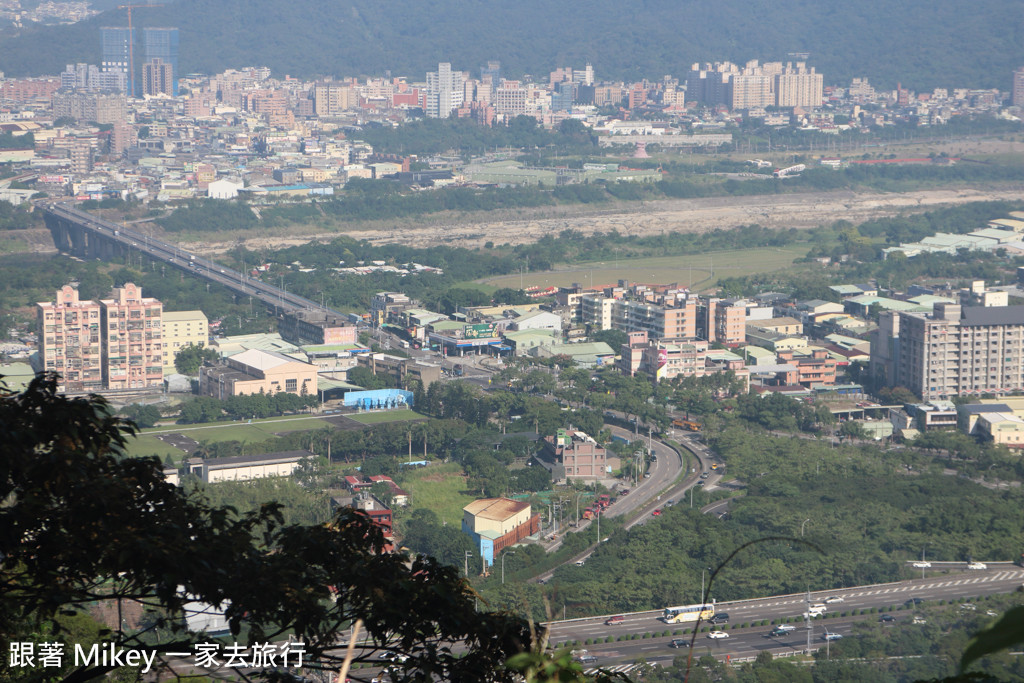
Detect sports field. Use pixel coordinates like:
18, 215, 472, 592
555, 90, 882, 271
482, 244, 808, 292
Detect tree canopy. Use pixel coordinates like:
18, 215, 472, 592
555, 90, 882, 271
0, 374, 535, 682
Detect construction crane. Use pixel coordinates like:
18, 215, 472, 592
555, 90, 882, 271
117, 3, 160, 96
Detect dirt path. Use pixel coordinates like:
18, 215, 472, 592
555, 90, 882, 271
187, 185, 1023, 253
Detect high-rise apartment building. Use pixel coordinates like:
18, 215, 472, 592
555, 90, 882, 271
100, 26, 134, 95
1013, 67, 1024, 108
313, 84, 355, 116
142, 58, 175, 97
37, 285, 104, 392
426, 62, 463, 118
494, 80, 527, 117
871, 303, 1024, 400
143, 27, 178, 96
99, 283, 163, 390
612, 297, 697, 340
774, 62, 823, 108
51, 90, 127, 124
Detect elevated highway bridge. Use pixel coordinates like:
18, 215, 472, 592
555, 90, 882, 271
41, 202, 343, 321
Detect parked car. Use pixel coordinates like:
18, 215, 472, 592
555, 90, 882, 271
669, 638, 691, 648
651, 509, 662, 516
968, 561, 988, 570
707, 630, 729, 639
575, 560, 585, 567
912, 616, 927, 624
604, 615, 625, 626
880, 614, 896, 623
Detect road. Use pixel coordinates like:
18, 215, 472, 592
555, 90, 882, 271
546, 565, 1024, 668
42, 203, 337, 320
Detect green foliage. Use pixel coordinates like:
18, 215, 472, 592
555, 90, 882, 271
157, 199, 259, 233
0, 131, 32, 149
173, 343, 220, 375
120, 402, 162, 429
0, 200, 39, 230
1, 373, 536, 682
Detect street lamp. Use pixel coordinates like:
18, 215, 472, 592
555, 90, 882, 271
502, 551, 516, 585
801, 518, 811, 537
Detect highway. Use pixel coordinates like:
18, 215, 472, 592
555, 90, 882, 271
545, 565, 1024, 669
42, 203, 338, 320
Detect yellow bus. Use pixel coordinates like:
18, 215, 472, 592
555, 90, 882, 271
662, 602, 715, 624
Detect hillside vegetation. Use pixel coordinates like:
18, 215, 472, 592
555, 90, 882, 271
0, 0, 1021, 89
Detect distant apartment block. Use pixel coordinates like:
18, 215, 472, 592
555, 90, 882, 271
162, 310, 209, 372
37, 283, 163, 392
143, 27, 179, 96
100, 26, 134, 94
872, 302, 1024, 400
142, 58, 175, 97
37, 285, 104, 392
1013, 67, 1024, 108
99, 283, 164, 390
426, 62, 463, 118
618, 331, 709, 381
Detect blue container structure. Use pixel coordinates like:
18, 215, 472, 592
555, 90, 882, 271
343, 388, 414, 410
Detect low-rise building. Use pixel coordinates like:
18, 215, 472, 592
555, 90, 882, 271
279, 309, 358, 346
461, 497, 540, 567
538, 429, 609, 482
199, 348, 317, 398
356, 352, 442, 389
186, 450, 312, 483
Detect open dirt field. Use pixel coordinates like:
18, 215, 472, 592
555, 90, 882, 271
190, 185, 1024, 253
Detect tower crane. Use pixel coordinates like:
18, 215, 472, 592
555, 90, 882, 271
117, 3, 160, 95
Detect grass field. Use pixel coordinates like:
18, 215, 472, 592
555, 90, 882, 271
125, 434, 187, 460
348, 409, 424, 424
481, 244, 809, 292
125, 414, 337, 458
402, 462, 478, 526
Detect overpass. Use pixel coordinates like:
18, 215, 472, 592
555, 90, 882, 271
41, 202, 342, 321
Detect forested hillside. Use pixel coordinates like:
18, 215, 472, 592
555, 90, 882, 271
1, 0, 1022, 89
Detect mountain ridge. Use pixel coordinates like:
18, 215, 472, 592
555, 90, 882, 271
0, 0, 1021, 90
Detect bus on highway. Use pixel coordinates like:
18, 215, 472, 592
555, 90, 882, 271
663, 602, 715, 624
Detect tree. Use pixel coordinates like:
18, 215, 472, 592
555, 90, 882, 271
0, 374, 535, 682
120, 402, 162, 429
173, 344, 220, 375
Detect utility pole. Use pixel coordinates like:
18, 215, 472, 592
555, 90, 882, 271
501, 551, 515, 585
464, 551, 472, 578
805, 588, 812, 655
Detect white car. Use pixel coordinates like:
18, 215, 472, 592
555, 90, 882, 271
967, 562, 987, 570
824, 596, 844, 604
822, 632, 843, 641
774, 624, 797, 633
912, 616, 927, 625
707, 630, 730, 639
912, 561, 931, 568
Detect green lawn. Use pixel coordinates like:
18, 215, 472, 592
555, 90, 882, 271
403, 463, 479, 526
124, 434, 187, 461
126, 414, 336, 457
480, 244, 809, 292
348, 409, 424, 424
